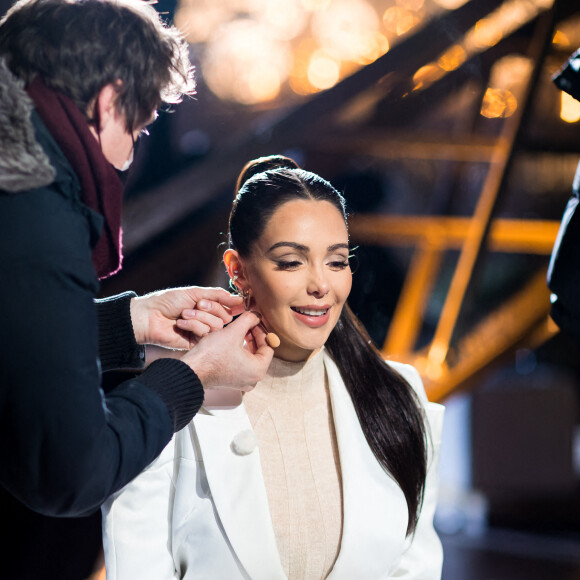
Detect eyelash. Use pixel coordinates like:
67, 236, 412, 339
330, 261, 349, 269
275, 261, 301, 270
275, 260, 349, 271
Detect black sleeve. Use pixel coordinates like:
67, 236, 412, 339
0, 186, 203, 517
95, 291, 146, 372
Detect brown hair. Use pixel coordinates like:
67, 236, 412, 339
0, 0, 195, 131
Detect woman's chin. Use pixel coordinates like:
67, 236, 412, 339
273, 340, 324, 362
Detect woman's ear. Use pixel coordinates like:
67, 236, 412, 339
223, 249, 247, 291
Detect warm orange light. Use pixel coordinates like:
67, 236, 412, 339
258, 0, 308, 41
312, 0, 380, 63
480, 88, 517, 119
412, 63, 445, 91
431, 0, 468, 8
552, 29, 570, 48
468, 18, 503, 49
350, 31, 390, 65
202, 20, 290, 105
438, 45, 467, 72
397, 0, 425, 11
248, 64, 283, 103
289, 38, 319, 95
174, 3, 232, 44
308, 51, 340, 90
383, 6, 420, 37
560, 91, 580, 124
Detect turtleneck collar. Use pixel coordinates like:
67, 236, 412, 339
249, 347, 326, 398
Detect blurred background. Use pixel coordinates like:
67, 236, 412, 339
3, 0, 580, 577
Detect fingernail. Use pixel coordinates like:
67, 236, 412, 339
183, 309, 196, 318
198, 300, 210, 310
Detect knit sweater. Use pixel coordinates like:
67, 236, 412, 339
243, 350, 343, 579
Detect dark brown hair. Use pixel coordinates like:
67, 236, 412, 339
0, 0, 195, 131
229, 154, 428, 535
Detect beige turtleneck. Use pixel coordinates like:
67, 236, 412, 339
242, 349, 343, 580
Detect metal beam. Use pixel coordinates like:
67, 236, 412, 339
349, 216, 560, 254
426, 9, 555, 368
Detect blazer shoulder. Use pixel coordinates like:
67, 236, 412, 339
386, 360, 445, 442
386, 360, 427, 402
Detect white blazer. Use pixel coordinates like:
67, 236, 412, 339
102, 353, 445, 580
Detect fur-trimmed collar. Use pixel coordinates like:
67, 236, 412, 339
0, 58, 55, 192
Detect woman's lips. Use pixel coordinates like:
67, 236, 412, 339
290, 306, 331, 328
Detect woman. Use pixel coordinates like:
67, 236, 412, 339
102, 155, 445, 579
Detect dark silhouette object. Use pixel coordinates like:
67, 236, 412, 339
548, 48, 580, 344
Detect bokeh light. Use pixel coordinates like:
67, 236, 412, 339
397, 0, 425, 11
480, 88, 518, 118
383, 6, 421, 37
413, 63, 445, 91
430, 0, 469, 9
438, 44, 467, 71
560, 91, 580, 124
202, 19, 291, 105
174, 1, 234, 44
255, 0, 308, 41
308, 51, 341, 90
311, 0, 381, 64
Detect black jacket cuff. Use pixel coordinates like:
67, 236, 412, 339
138, 358, 204, 432
95, 291, 145, 372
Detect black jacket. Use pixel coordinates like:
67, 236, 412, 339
548, 49, 580, 344
0, 60, 203, 517
547, 162, 580, 344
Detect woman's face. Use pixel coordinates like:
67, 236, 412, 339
235, 198, 352, 362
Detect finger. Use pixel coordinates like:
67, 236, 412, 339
195, 299, 235, 324
247, 325, 274, 367
224, 311, 262, 338
244, 330, 257, 354
180, 309, 225, 331
184, 287, 244, 308
229, 302, 246, 317
249, 322, 267, 347
175, 318, 211, 337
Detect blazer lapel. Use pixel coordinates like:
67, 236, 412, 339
323, 354, 408, 579
194, 405, 286, 580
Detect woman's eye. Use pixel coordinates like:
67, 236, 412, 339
329, 260, 349, 270
275, 260, 302, 270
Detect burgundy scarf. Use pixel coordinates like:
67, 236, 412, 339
26, 77, 124, 280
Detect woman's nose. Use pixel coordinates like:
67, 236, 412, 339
307, 269, 330, 298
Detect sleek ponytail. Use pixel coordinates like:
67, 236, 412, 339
326, 305, 427, 534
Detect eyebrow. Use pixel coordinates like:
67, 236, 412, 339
267, 242, 349, 253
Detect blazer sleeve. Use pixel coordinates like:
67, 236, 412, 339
102, 435, 180, 580
388, 364, 445, 579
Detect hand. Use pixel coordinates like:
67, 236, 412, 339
130, 287, 245, 350
181, 311, 274, 391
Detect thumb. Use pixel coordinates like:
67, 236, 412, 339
225, 311, 262, 338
